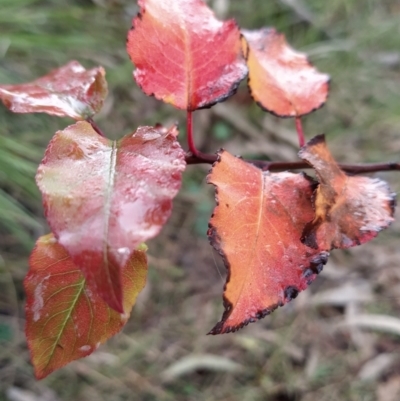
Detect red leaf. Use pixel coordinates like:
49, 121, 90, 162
36, 121, 185, 312
242, 28, 330, 117
25, 233, 147, 380
0, 61, 107, 119
126, 0, 247, 111
299, 135, 396, 250
207, 150, 329, 334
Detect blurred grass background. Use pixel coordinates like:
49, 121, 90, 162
0, 0, 400, 400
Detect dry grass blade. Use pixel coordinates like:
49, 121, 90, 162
6, 387, 61, 401
311, 280, 373, 306
358, 353, 398, 382
337, 314, 400, 336
161, 354, 243, 383
239, 330, 305, 362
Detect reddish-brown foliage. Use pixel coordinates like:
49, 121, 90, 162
207, 150, 329, 334
299, 135, 396, 250
25, 234, 147, 379
36, 122, 185, 312
0, 0, 397, 380
0, 61, 107, 119
242, 28, 330, 117
126, 0, 247, 110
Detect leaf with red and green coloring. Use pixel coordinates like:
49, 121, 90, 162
36, 121, 185, 312
126, 0, 247, 111
25, 233, 147, 380
207, 150, 329, 334
0, 61, 107, 119
299, 135, 396, 250
242, 28, 330, 117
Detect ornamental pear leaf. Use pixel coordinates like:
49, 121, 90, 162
127, 0, 247, 110
25, 233, 147, 379
299, 135, 396, 250
0, 61, 107, 119
36, 121, 185, 312
242, 28, 330, 117
207, 150, 329, 334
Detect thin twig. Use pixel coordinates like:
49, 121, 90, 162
185, 152, 400, 174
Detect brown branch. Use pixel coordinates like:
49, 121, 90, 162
185, 152, 400, 175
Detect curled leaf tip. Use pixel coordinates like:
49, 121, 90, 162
300, 135, 396, 250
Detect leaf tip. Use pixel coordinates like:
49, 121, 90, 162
303, 133, 326, 148
105, 291, 125, 314
208, 303, 281, 335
